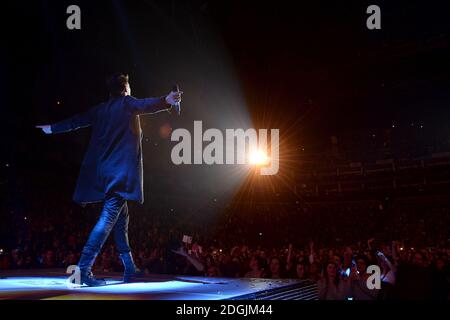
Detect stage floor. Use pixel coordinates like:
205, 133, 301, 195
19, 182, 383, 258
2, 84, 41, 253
0, 269, 316, 300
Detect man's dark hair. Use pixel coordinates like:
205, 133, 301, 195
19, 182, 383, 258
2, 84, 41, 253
107, 73, 129, 97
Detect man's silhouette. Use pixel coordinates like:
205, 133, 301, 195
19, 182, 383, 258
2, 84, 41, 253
36, 74, 183, 286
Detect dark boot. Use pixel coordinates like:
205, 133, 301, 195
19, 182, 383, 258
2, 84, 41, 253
80, 271, 107, 287
76, 194, 126, 287
78, 248, 106, 286
119, 252, 141, 282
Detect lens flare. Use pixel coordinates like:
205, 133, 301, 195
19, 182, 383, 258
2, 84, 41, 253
248, 150, 270, 166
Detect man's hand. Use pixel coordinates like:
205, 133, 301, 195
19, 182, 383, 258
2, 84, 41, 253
349, 266, 359, 280
36, 125, 52, 134
172, 246, 188, 257
376, 251, 387, 261
165, 90, 183, 105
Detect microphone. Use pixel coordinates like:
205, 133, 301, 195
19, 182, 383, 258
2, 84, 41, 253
172, 84, 181, 115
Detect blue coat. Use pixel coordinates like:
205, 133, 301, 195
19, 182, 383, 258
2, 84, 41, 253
51, 95, 170, 204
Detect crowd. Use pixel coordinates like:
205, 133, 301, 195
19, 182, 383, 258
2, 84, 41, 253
170, 238, 449, 300
0, 184, 448, 300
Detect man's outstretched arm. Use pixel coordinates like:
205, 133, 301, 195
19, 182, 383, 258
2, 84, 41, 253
36, 108, 96, 134
125, 90, 183, 115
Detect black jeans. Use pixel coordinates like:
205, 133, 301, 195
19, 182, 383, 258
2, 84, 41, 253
78, 193, 131, 274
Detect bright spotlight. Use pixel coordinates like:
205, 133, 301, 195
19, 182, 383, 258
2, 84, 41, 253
248, 150, 270, 166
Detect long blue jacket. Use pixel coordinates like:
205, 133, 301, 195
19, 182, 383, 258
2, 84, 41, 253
51, 95, 170, 204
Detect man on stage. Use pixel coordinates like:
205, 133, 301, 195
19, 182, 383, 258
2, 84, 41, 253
36, 74, 183, 286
